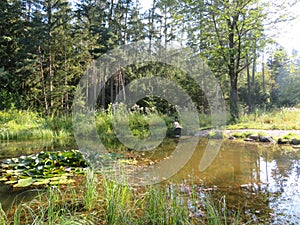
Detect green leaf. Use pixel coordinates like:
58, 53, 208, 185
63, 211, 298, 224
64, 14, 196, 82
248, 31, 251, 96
0, 177, 8, 181
5, 180, 17, 185
33, 178, 51, 186
13, 177, 34, 188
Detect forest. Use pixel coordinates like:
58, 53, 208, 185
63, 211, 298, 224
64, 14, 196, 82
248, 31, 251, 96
2, 1, 300, 224
0, 0, 300, 122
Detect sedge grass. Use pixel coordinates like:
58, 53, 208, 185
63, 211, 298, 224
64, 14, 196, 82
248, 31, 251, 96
0, 110, 73, 141
0, 204, 7, 224
1, 169, 242, 225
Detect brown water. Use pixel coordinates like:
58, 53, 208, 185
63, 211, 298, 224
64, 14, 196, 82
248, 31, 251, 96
139, 138, 300, 224
0, 138, 300, 223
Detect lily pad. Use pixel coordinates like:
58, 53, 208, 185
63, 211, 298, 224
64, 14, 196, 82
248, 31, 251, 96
0, 177, 8, 181
13, 177, 34, 188
0, 150, 89, 188
5, 180, 17, 185
32, 179, 51, 186
50, 179, 75, 185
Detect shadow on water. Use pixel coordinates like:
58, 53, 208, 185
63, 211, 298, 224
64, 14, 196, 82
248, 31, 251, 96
0, 184, 42, 211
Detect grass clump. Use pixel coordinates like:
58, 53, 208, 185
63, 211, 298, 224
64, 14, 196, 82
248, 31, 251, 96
204, 195, 241, 225
228, 107, 300, 130
1, 170, 241, 225
231, 131, 254, 139
282, 132, 300, 140
0, 109, 73, 141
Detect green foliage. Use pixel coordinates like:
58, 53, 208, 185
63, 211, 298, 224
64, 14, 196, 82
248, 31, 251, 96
83, 169, 99, 211
0, 168, 243, 225
95, 105, 174, 150
204, 195, 241, 225
227, 107, 300, 130
0, 150, 88, 188
0, 0, 298, 129
208, 131, 224, 139
282, 133, 300, 140
231, 131, 254, 139
0, 204, 6, 224
0, 110, 73, 140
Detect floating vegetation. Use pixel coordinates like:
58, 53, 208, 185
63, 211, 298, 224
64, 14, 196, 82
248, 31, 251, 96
0, 150, 89, 188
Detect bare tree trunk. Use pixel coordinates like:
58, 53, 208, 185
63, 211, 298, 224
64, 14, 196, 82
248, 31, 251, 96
246, 55, 252, 113
101, 66, 106, 107
262, 52, 266, 93
38, 46, 49, 115
49, 54, 54, 113
110, 77, 114, 103
251, 46, 256, 112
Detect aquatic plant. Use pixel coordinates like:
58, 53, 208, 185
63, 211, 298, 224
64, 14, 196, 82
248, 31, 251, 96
0, 150, 88, 188
0, 168, 245, 225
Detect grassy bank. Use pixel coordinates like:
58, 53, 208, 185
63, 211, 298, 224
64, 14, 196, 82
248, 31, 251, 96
0, 107, 176, 147
1, 107, 299, 143
1, 170, 240, 225
0, 110, 72, 141
228, 107, 300, 130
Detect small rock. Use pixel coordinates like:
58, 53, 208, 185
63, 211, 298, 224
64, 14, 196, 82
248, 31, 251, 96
259, 136, 275, 143
249, 135, 259, 141
244, 138, 255, 142
277, 138, 289, 144
291, 138, 300, 145
240, 183, 251, 188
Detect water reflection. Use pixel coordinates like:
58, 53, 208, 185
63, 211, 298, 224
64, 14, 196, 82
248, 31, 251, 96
0, 138, 77, 160
0, 138, 299, 223
166, 139, 300, 224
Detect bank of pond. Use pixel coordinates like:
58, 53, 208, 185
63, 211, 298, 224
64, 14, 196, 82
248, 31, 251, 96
0, 138, 300, 224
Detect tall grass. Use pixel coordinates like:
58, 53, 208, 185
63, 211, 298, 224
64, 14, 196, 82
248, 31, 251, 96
1, 170, 241, 225
0, 110, 73, 141
142, 184, 191, 225
0, 204, 7, 224
228, 107, 300, 130
83, 169, 99, 211
2, 106, 298, 141
95, 105, 174, 150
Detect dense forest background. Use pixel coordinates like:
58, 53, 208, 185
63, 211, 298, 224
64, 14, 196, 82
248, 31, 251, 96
1, 0, 299, 122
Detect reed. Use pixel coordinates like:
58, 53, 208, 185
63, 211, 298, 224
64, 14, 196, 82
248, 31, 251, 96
1, 169, 242, 225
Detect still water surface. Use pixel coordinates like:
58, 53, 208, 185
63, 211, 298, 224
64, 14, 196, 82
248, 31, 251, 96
0, 138, 299, 223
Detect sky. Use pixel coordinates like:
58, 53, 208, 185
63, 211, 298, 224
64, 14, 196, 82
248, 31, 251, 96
274, 2, 300, 54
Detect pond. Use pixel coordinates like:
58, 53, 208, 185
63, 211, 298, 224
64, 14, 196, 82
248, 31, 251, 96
0, 138, 299, 224
0, 138, 77, 211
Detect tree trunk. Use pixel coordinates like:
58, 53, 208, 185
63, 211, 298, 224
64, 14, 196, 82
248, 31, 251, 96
246, 55, 251, 113
38, 46, 49, 115
251, 43, 256, 111
101, 66, 106, 107
110, 77, 114, 103
228, 21, 239, 122
262, 52, 265, 93
229, 77, 239, 123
